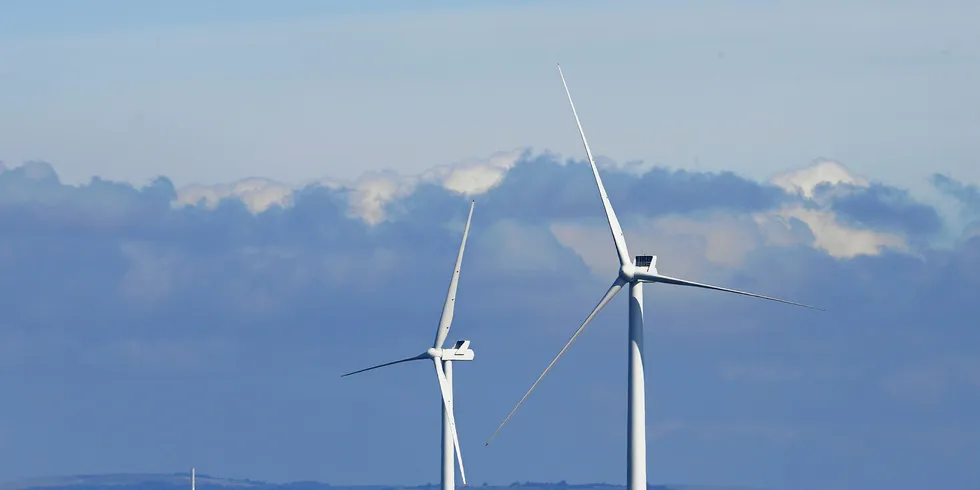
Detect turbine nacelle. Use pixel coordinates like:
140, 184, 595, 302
634, 255, 657, 275
618, 255, 658, 282
428, 340, 475, 362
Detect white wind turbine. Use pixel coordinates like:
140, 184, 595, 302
485, 65, 820, 490
342, 200, 476, 490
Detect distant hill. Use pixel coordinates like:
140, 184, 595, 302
0, 474, 764, 490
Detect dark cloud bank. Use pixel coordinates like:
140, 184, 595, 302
0, 155, 978, 490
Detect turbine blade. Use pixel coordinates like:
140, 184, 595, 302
557, 63, 631, 267
340, 353, 427, 377
634, 271, 823, 310
434, 359, 467, 485
433, 200, 476, 349
485, 276, 627, 446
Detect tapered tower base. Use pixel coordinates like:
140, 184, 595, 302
627, 280, 646, 490
441, 360, 455, 490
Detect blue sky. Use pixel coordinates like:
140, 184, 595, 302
1, 2, 979, 490
2, 0, 977, 189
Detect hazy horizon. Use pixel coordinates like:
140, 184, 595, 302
0, 471, 769, 490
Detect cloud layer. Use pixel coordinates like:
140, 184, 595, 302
0, 152, 978, 490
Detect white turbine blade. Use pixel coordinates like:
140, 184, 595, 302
557, 63, 631, 267
634, 271, 823, 310
486, 276, 627, 446
433, 200, 476, 349
434, 359, 467, 485
340, 353, 428, 377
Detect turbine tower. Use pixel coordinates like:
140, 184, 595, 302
486, 65, 820, 490
343, 200, 477, 490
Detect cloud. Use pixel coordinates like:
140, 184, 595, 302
162, 153, 935, 264
175, 177, 294, 214
822, 183, 943, 236
0, 153, 978, 490
172, 149, 527, 225
931, 173, 980, 242
771, 204, 907, 258
761, 160, 944, 258
771, 159, 869, 199
931, 173, 980, 213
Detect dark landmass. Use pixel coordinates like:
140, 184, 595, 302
0, 474, 763, 490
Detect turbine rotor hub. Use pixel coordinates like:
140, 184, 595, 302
426, 347, 442, 359
619, 263, 636, 282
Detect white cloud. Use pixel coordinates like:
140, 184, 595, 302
771, 205, 907, 258
170, 154, 922, 261
175, 177, 294, 213
420, 149, 525, 195
342, 170, 420, 225
771, 159, 869, 200
173, 150, 524, 225
549, 159, 909, 283
767, 160, 908, 258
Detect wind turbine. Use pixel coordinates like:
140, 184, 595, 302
485, 65, 820, 490
342, 200, 477, 490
